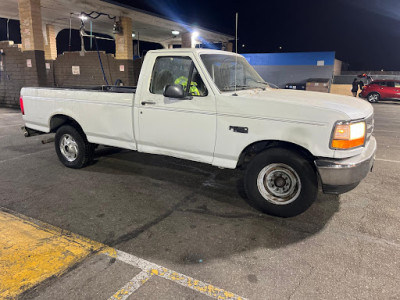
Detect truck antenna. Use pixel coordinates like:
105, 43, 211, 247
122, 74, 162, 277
234, 12, 238, 95
235, 12, 238, 55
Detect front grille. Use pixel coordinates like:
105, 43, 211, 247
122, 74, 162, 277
365, 114, 374, 143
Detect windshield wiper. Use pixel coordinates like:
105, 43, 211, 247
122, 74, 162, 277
221, 85, 251, 91
234, 85, 252, 89
236, 84, 266, 91
256, 81, 279, 89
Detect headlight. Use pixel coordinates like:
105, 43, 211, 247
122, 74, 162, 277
331, 121, 366, 149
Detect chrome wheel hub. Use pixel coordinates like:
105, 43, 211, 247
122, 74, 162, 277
369, 94, 378, 102
60, 134, 79, 162
257, 163, 301, 205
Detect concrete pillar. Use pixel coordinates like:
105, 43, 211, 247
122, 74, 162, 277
44, 24, 57, 60
227, 42, 233, 52
181, 32, 191, 48
115, 17, 133, 60
159, 42, 168, 49
18, 0, 44, 51
115, 17, 134, 86
223, 42, 233, 52
17, 0, 47, 87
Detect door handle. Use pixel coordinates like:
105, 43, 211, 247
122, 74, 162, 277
141, 101, 156, 105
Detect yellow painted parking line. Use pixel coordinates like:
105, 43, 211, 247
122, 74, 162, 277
0, 208, 247, 300
0, 209, 105, 299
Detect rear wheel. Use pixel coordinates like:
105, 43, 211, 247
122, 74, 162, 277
367, 92, 380, 103
244, 148, 318, 217
55, 125, 95, 169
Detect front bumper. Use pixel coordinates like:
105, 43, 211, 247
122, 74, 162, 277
314, 136, 377, 194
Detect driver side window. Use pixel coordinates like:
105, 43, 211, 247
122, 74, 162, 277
150, 56, 207, 96
387, 81, 395, 88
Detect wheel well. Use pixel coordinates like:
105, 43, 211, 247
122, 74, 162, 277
237, 140, 315, 169
368, 91, 380, 97
49, 115, 84, 134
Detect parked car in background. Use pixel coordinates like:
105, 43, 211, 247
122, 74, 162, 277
284, 83, 306, 90
359, 80, 400, 103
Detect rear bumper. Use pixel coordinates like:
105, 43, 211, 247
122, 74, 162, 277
314, 136, 376, 194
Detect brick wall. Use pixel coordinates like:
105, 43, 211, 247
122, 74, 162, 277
53, 51, 141, 87
0, 42, 143, 108
0, 41, 47, 108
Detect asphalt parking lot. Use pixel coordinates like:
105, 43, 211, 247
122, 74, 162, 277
0, 101, 399, 299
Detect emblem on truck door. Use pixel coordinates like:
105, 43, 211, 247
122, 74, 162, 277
229, 126, 248, 134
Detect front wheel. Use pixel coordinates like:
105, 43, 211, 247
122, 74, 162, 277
244, 148, 318, 217
367, 92, 380, 103
55, 125, 95, 169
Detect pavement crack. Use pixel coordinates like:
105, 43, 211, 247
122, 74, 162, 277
108, 191, 197, 247
176, 207, 322, 236
176, 207, 257, 219
108, 170, 232, 246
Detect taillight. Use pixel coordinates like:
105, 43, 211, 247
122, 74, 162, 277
19, 96, 24, 115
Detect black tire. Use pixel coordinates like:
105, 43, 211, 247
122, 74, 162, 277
244, 148, 318, 217
54, 125, 95, 169
367, 92, 380, 103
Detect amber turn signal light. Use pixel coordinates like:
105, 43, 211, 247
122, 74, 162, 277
331, 122, 366, 149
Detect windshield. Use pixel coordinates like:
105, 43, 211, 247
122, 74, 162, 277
201, 54, 269, 92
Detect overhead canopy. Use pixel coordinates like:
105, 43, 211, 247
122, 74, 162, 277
1, 0, 234, 46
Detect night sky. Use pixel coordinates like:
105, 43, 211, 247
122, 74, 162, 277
1, 0, 399, 70
116, 0, 400, 71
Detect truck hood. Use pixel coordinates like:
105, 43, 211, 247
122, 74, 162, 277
228, 88, 373, 120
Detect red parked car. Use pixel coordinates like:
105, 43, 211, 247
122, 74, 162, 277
359, 80, 400, 103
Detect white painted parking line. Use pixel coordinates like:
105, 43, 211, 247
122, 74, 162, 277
106, 250, 247, 300
377, 144, 400, 148
0, 149, 53, 164
0, 113, 21, 118
376, 158, 400, 164
0, 124, 22, 129
373, 129, 400, 133
109, 270, 153, 300
375, 117, 400, 120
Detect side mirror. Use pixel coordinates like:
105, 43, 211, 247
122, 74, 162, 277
163, 84, 185, 99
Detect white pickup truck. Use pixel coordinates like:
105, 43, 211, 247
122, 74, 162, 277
20, 49, 376, 217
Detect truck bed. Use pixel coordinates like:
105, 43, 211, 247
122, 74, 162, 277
21, 86, 137, 150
